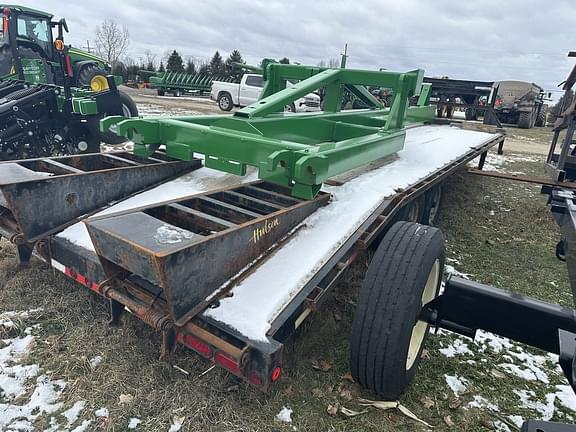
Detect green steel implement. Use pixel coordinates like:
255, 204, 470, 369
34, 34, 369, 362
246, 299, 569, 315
102, 64, 435, 199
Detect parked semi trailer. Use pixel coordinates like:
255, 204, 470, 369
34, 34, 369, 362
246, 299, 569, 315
6, 61, 575, 429
423, 76, 502, 127
495, 80, 547, 129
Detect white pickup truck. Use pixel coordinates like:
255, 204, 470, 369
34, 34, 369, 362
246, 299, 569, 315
211, 73, 321, 113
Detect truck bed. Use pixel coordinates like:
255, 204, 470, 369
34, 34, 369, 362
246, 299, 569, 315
54, 124, 499, 343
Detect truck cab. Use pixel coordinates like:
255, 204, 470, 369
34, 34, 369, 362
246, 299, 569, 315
211, 73, 321, 113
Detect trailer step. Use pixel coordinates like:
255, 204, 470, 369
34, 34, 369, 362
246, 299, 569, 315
85, 181, 331, 326
0, 152, 201, 243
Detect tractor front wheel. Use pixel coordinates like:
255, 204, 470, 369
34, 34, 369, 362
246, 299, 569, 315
76, 64, 109, 88
350, 222, 445, 399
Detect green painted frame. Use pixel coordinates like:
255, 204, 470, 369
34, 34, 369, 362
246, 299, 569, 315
101, 64, 434, 199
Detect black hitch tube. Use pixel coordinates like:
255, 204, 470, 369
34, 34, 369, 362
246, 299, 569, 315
422, 276, 576, 390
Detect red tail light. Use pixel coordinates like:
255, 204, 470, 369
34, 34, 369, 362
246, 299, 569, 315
177, 333, 213, 359
2, 16, 7, 34
214, 352, 242, 376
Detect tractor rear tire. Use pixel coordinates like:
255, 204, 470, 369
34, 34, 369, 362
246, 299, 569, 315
76, 64, 108, 88
518, 111, 532, 129
97, 91, 139, 145
350, 222, 445, 399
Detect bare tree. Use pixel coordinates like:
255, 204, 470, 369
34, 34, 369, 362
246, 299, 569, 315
144, 49, 157, 71
95, 19, 130, 73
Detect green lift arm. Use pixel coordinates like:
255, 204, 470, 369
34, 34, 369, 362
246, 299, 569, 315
102, 63, 434, 199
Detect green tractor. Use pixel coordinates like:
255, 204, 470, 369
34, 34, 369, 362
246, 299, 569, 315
0, 5, 138, 159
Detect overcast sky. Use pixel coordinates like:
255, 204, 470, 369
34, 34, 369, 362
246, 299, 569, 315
19, 0, 575, 99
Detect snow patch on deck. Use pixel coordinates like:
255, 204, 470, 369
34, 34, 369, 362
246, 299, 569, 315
205, 126, 496, 340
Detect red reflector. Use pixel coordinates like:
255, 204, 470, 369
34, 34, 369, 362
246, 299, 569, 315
271, 366, 282, 382
177, 333, 213, 359
214, 352, 242, 376
76, 274, 87, 285
2, 17, 7, 34
249, 371, 263, 386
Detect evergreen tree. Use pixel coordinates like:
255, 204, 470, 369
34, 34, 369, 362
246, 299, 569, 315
225, 49, 244, 81
166, 50, 185, 72
198, 63, 209, 75
186, 59, 196, 74
209, 51, 225, 76
279, 57, 290, 64
158, 61, 165, 73
146, 61, 156, 72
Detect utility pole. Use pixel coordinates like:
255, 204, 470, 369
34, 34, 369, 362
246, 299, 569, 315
83, 40, 94, 53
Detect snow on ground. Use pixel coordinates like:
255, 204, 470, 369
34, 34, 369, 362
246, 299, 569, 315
435, 265, 576, 422
467, 395, 499, 412
128, 417, 143, 429
439, 338, 473, 358
276, 406, 293, 423
0, 310, 180, 430
89, 355, 103, 369
445, 264, 473, 280
444, 374, 469, 396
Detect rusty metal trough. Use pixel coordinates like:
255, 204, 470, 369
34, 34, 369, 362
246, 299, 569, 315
0, 152, 200, 243
85, 181, 330, 326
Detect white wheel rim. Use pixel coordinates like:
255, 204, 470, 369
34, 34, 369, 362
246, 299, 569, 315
406, 259, 440, 370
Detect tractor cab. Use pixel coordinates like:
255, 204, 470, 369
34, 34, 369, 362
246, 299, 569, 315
0, 5, 109, 87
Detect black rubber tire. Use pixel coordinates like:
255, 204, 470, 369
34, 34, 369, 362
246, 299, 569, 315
76, 64, 108, 88
97, 91, 139, 144
284, 103, 296, 113
173, 89, 182, 97
465, 108, 476, 121
446, 106, 453, 118
518, 111, 532, 129
218, 92, 233, 111
535, 110, 545, 127
400, 196, 424, 223
157, 89, 165, 96
423, 185, 443, 226
350, 222, 445, 399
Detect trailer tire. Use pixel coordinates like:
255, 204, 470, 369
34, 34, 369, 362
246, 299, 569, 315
518, 111, 532, 129
96, 91, 139, 144
350, 222, 445, 399
423, 185, 443, 225
400, 196, 424, 223
173, 89, 182, 97
535, 109, 545, 127
157, 90, 165, 96
218, 92, 233, 111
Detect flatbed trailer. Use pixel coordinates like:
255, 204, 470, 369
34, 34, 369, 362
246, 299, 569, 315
0, 122, 506, 390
